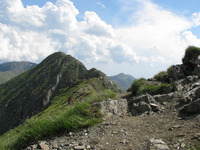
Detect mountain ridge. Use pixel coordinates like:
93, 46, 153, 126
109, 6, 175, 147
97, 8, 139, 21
0, 52, 120, 135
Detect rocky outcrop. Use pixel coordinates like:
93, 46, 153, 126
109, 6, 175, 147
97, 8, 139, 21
126, 75, 200, 116
168, 46, 200, 81
128, 94, 160, 115
93, 98, 128, 117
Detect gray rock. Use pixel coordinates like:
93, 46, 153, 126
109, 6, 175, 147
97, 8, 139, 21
181, 99, 200, 114
92, 98, 128, 116
74, 145, 85, 150
131, 101, 151, 115
39, 141, 49, 150
129, 94, 155, 104
147, 138, 169, 150
154, 93, 174, 103
150, 103, 160, 112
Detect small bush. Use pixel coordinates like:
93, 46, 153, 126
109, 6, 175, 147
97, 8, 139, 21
127, 78, 146, 95
138, 83, 171, 95
128, 78, 172, 96
153, 71, 169, 83
182, 46, 200, 66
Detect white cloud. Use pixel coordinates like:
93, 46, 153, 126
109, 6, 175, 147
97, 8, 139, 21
83, 11, 114, 37
116, 0, 195, 65
0, 23, 58, 62
182, 31, 200, 47
0, 0, 138, 66
1, 0, 200, 78
192, 12, 200, 26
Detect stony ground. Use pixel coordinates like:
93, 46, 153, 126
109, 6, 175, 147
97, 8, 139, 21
25, 93, 200, 150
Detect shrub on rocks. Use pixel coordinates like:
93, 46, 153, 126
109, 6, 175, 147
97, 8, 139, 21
153, 71, 169, 83
128, 78, 172, 96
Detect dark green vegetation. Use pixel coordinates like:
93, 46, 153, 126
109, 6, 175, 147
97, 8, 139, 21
182, 46, 200, 66
127, 78, 171, 96
182, 46, 200, 76
153, 71, 169, 83
127, 70, 172, 96
0, 61, 36, 84
109, 73, 136, 92
0, 52, 119, 149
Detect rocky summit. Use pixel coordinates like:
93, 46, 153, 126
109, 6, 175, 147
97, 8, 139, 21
0, 52, 119, 135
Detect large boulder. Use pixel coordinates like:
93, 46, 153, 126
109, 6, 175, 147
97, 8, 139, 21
167, 65, 186, 80
181, 99, 200, 114
131, 101, 151, 115
93, 98, 128, 116
128, 94, 160, 116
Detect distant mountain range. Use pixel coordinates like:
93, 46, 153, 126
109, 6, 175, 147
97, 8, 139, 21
109, 73, 136, 92
0, 61, 36, 84
0, 61, 136, 92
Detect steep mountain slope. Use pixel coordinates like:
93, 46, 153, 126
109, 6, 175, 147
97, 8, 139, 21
0, 52, 120, 136
109, 73, 136, 92
0, 61, 36, 84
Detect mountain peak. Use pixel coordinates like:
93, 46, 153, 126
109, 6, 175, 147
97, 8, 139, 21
109, 73, 136, 92
0, 52, 119, 135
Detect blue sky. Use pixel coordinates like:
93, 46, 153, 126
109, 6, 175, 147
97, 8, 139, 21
1, 0, 200, 78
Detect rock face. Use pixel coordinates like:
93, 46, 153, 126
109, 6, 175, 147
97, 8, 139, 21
0, 52, 120, 135
93, 98, 128, 116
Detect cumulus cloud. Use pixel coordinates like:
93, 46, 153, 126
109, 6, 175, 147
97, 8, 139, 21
0, 0, 139, 65
1, 0, 200, 78
192, 12, 200, 26
116, 0, 196, 65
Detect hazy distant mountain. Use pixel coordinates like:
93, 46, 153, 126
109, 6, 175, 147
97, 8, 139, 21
109, 73, 136, 92
0, 61, 36, 84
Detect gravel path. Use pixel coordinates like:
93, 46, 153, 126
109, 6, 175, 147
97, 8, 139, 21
25, 94, 200, 150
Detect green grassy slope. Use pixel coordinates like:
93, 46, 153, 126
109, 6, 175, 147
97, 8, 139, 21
0, 52, 119, 150
0, 78, 115, 150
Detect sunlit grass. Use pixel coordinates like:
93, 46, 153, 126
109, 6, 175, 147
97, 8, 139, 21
0, 88, 115, 150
